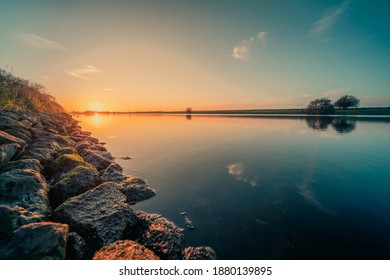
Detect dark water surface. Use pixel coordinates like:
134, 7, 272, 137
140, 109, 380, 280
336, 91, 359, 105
78, 114, 390, 259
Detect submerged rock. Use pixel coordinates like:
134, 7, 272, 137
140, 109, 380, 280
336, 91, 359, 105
182, 247, 216, 260
0, 169, 49, 216
0, 222, 69, 260
135, 212, 184, 260
51, 182, 138, 251
93, 240, 160, 260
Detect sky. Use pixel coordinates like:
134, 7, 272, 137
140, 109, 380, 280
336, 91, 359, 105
0, 0, 389, 112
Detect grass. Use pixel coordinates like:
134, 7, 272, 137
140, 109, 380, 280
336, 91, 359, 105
0, 69, 64, 113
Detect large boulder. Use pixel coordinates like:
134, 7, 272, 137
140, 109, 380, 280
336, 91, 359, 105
0, 159, 43, 173
49, 164, 102, 209
46, 154, 92, 182
0, 205, 42, 241
0, 143, 22, 165
135, 212, 184, 260
119, 177, 156, 205
0, 116, 26, 131
82, 150, 114, 171
66, 232, 87, 260
0, 169, 49, 216
0, 222, 69, 260
51, 182, 139, 251
2, 128, 31, 142
93, 240, 160, 260
102, 162, 126, 183
183, 246, 217, 260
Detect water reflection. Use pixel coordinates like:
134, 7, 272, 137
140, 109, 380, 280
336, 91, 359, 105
227, 162, 257, 187
305, 116, 357, 134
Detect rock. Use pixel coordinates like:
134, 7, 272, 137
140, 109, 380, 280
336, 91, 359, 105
0, 205, 42, 241
74, 141, 91, 153
29, 127, 52, 138
0, 143, 22, 164
49, 164, 102, 209
119, 176, 156, 205
102, 162, 126, 183
182, 247, 217, 260
66, 232, 87, 260
82, 150, 114, 171
0, 116, 26, 130
19, 148, 55, 165
0, 169, 49, 216
46, 154, 92, 182
135, 212, 184, 260
0, 130, 26, 146
0, 159, 43, 173
93, 240, 160, 260
51, 182, 139, 251
2, 128, 32, 142
48, 134, 76, 147
88, 144, 107, 152
0, 222, 69, 260
55, 147, 77, 157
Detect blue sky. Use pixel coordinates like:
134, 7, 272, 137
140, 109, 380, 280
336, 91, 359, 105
0, 0, 389, 111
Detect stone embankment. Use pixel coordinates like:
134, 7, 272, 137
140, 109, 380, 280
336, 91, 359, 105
0, 110, 215, 260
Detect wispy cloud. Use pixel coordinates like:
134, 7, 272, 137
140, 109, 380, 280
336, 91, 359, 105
21, 33, 67, 50
309, 1, 349, 42
67, 65, 102, 79
322, 87, 350, 98
231, 31, 267, 60
227, 162, 257, 187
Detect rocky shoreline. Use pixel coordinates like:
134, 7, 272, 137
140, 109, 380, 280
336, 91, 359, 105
0, 110, 215, 260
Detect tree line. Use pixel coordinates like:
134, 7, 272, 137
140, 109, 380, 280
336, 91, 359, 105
305, 95, 360, 114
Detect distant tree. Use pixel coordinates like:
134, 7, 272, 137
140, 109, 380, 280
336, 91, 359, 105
334, 95, 360, 109
186, 107, 192, 114
305, 98, 335, 114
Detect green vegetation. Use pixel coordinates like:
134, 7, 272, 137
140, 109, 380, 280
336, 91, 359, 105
0, 69, 64, 113
334, 95, 360, 109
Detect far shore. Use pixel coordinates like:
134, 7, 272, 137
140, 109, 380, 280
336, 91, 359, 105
73, 107, 390, 116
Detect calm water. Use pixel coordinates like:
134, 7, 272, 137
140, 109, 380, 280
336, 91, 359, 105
77, 114, 390, 259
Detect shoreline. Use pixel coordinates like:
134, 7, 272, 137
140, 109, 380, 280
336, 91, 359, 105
0, 109, 215, 260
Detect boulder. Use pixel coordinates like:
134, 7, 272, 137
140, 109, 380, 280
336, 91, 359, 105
66, 232, 87, 260
19, 148, 55, 166
0, 143, 22, 164
0, 116, 26, 130
0, 222, 69, 260
0, 205, 42, 241
51, 182, 139, 250
135, 212, 184, 260
0, 130, 26, 146
183, 247, 217, 260
0, 159, 43, 173
0, 169, 49, 216
82, 150, 114, 171
49, 164, 102, 209
46, 154, 92, 182
93, 240, 160, 260
2, 128, 32, 142
48, 134, 76, 147
119, 177, 156, 205
102, 162, 126, 183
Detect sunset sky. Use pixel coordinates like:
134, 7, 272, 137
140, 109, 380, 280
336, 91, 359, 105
1, 0, 389, 111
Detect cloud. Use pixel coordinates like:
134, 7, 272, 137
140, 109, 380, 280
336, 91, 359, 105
309, 1, 349, 41
231, 31, 267, 60
67, 65, 102, 79
21, 33, 67, 50
322, 87, 350, 98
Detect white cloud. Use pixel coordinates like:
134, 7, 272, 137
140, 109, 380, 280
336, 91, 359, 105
21, 33, 67, 50
309, 1, 349, 41
227, 162, 257, 187
231, 31, 267, 61
67, 65, 102, 79
322, 87, 350, 98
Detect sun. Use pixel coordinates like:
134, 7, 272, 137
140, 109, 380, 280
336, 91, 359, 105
89, 102, 104, 112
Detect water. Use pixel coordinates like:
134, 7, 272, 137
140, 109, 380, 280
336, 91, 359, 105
77, 114, 390, 259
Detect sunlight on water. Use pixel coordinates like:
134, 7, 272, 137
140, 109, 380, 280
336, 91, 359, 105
77, 114, 390, 259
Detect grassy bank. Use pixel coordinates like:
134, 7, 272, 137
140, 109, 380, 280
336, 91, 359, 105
0, 69, 64, 113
